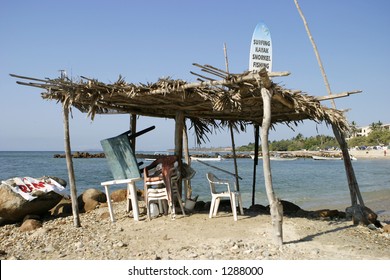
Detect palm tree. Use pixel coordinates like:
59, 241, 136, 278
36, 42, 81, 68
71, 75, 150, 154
370, 121, 383, 132
349, 121, 358, 138
294, 133, 304, 141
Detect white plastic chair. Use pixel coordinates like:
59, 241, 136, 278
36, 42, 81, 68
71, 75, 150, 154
206, 172, 244, 221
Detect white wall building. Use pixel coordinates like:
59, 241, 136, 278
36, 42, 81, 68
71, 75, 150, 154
351, 123, 390, 138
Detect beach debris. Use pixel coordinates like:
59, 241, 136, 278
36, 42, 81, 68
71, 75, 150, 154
367, 224, 378, 231
0, 176, 67, 225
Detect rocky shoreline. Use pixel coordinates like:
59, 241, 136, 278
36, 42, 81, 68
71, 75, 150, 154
53, 149, 389, 160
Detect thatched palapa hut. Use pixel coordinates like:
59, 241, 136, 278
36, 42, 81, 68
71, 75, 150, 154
11, 64, 364, 245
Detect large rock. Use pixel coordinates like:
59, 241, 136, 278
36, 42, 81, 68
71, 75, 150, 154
248, 204, 269, 214
0, 177, 67, 225
49, 198, 72, 217
20, 218, 42, 232
110, 189, 127, 202
346, 205, 378, 225
307, 209, 345, 219
266, 200, 301, 216
77, 188, 107, 212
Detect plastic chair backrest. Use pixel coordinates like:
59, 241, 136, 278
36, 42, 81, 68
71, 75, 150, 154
170, 166, 179, 180
100, 133, 141, 180
206, 172, 218, 194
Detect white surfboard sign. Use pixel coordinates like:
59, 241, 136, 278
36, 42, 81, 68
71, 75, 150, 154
249, 21, 272, 72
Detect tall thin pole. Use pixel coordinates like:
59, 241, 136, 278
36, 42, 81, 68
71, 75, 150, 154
63, 104, 81, 227
183, 121, 192, 200
130, 114, 137, 151
174, 111, 184, 195
294, 0, 364, 211
224, 43, 240, 190
252, 125, 260, 206
294, 0, 335, 109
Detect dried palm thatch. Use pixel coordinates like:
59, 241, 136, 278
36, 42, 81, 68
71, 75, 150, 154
11, 64, 358, 144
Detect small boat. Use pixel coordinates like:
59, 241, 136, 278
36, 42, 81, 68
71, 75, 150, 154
270, 156, 298, 161
312, 155, 341, 160
144, 152, 169, 161
250, 154, 298, 161
190, 155, 224, 161
312, 154, 357, 161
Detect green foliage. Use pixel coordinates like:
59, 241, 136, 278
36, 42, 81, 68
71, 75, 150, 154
236, 127, 390, 152
237, 134, 339, 151
348, 124, 390, 147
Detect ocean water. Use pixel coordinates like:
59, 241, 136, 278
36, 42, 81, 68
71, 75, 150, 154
1, 151, 389, 213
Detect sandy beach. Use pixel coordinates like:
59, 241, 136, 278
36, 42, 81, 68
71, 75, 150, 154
340, 149, 388, 160
288, 148, 389, 160
1, 193, 389, 261
1, 150, 389, 261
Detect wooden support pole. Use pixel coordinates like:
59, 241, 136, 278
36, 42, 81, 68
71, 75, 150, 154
252, 124, 260, 206
130, 114, 137, 151
183, 121, 192, 200
183, 121, 190, 165
62, 104, 81, 227
295, 0, 366, 225
294, 0, 336, 109
224, 43, 240, 191
261, 87, 283, 246
332, 126, 365, 207
175, 111, 185, 195
229, 123, 240, 191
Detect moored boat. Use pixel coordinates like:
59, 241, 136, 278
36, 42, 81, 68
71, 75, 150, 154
250, 154, 298, 161
312, 154, 357, 161
312, 155, 341, 160
190, 155, 224, 161
143, 152, 170, 161
250, 153, 298, 161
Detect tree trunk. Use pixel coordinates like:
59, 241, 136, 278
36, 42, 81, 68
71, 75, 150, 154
261, 87, 283, 246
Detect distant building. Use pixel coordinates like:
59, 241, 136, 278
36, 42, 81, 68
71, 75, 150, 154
349, 123, 390, 138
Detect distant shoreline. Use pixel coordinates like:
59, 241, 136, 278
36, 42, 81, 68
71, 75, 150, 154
52, 149, 390, 160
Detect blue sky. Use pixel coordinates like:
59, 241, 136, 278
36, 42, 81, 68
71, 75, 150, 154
1, 0, 389, 151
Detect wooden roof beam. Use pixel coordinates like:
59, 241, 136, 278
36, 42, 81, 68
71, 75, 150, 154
316, 90, 362, 101
149, 68, 290, 95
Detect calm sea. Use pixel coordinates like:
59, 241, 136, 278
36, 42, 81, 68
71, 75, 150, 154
1, 151, 389, 214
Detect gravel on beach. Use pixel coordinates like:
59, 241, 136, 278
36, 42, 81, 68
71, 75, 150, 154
1, 199, 389, 261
